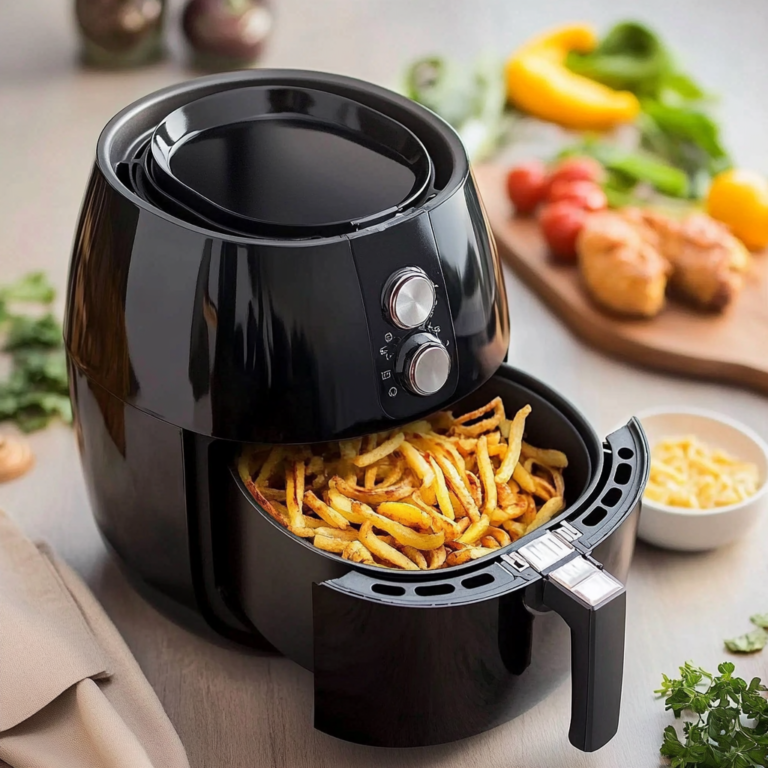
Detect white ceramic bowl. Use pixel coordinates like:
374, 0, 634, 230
634, 408, 768, 551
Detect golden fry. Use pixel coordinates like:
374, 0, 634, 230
521, 441, 568, 468
485, 526, 512, 547
333, 475, 414, 504
353, 432, 405, 467
339, 438, 362, 461
313, 534, 348, 554
313, 527, 359, 541
245, 478, 289, 526
256, 446, 285, 485
240, 397, 567, 571
477, 435, 497, 513
353, 502, 445, 550
285, 462, 305, 529
325, 484, 366, 524
489, 505, 525, 526
495, 405, 531, 484
458, 514, 490, 544
377, 501, 431, 529
398, 441, 435, 487
342, 540, 375, 564
502, 520, 527, 540
526, 496, 564, 533
304, 490, 349, 529
377, 462, 405, 488
426, 545, 447, 570
446, 548, 473, 566
451, 396, 505, 437
359, 522, 419, 570
402, 420, 431, 435
433, 453, 480, 522
409, 491, 462, 538
466, 470, 483, 510
427, 456, 455, 520
400, 545, 428, 569
513, 462, 537, 494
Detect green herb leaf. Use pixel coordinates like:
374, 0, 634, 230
750, 613, 768, 629
0, 272, 56, 304
566, 21, 673, 97
725, 628, 768, 654
657, 662, 768, 768
0, 272, 70, 432
4, 314, 62, 350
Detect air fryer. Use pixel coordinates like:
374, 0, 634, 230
64, 70, 649, 753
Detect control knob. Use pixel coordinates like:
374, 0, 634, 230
383, 267, 436, 330
401, 335, 451, 396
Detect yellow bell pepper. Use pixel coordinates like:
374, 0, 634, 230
707, 169, 768, 251
505, 24, 640, 130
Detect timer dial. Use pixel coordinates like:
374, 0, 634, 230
383, 267, 436, 330
403, 339, 451, 396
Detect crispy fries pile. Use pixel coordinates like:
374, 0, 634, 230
238, 397, 568, 570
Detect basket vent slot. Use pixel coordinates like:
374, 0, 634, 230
415, 583, 455, 597
461, 573, 495, 590
583, 506, 608, 527
371, 584, 405, 596
614, 463, 632, 485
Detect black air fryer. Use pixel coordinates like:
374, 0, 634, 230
64, 70, 649, 753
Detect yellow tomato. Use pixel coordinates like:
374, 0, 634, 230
706, 169, 768, 251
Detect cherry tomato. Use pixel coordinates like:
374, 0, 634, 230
539, 202, 588, 262
506, 160, 548, 215
548, 157, 603, 189
547, 179, 607, 211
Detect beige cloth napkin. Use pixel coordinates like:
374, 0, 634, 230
0, 510, 191, 768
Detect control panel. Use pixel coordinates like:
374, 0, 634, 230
348, 213, 458, 419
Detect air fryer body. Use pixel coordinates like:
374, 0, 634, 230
65, 71, 510, 445
65, 70, 648, 753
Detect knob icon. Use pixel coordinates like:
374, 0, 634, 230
383, 267, 436, 330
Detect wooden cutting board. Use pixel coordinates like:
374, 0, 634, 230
474, 163, 768, 396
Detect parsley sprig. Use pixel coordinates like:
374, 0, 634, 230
656, 662, 768, 768
0, 272, 70, 432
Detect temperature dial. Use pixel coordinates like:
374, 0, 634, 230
403, 337, 451, 396
383, 267, 436, 330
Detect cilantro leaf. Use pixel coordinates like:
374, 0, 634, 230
725, 628, 768, 654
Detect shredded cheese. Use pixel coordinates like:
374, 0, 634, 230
645, 435, 760, 509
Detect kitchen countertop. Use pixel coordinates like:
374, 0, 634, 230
1, 1, 767, 766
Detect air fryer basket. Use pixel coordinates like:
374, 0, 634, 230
193, 364, 648, 751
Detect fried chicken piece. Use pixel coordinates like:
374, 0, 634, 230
577, 210, 671, 317
630, 212, 750, 311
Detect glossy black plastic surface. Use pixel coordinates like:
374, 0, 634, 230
65, 71, 509, 443
68, 362, 196, 608
204, 366, 648, 747
70, 359, 647, 749
151, 85, 433, 237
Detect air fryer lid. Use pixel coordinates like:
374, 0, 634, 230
149, 85, 434, 237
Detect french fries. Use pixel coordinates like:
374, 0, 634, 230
239, 398, 569, 570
